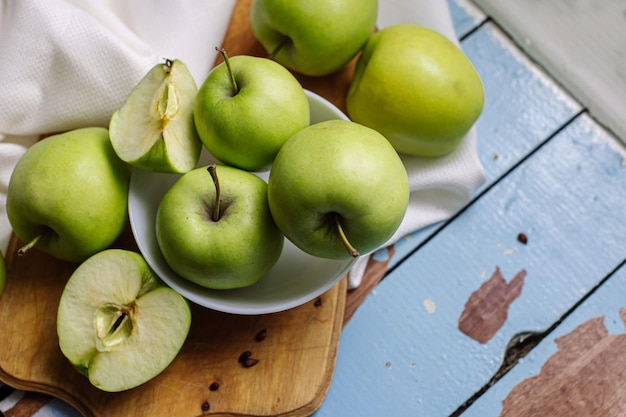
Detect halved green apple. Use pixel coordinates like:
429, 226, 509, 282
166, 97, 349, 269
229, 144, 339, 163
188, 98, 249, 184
109, 59, 201, 173
57, 249, 191, 392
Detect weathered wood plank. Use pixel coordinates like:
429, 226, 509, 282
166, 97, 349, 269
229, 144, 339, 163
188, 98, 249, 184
472, 0, 626, 144
314, 112, 626, 416
463, 257, 626, 416
450, 0, 486, 38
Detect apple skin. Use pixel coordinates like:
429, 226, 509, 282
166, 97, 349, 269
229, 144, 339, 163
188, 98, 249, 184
156, 164, 284, 289
267, 120, 410, 260
346, 24, 485, 157
194, 55, 309, 172
6, 127, 130, 262
57, 249, 191, 392
250, 0, 378, 76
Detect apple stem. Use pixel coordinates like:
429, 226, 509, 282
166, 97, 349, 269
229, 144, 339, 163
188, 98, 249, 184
268, 38, 289, 60
334, 215, 360, 258
17, 234, 42, 256
163, 58, 174, 74
215, 47, 239, 94
207, 164, 222, 222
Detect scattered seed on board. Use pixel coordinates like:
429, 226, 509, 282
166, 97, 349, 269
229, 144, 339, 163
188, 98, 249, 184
314, 297, 322, 307
243, 357, 259, 368
209, 382, 220, 391
238, 350, 252, 363
201, 400, 210, 412
255, 328, 267, 342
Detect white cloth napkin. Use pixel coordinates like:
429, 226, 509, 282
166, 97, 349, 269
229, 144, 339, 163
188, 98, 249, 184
0, 0, 236, 252
0, 0, 485, 289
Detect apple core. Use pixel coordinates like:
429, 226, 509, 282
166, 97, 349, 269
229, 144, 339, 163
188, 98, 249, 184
95, 303, 134, 350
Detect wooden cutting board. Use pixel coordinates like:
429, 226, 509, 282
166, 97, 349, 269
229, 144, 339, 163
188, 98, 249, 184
0, 0, 361, 416
0, 232, 347, 417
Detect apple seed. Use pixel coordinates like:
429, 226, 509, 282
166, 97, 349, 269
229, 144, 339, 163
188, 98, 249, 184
238, 350, 252, 363
517, 233, 528, 245
255, 328, 267, 342
242, 357, 259, 368
95, 303, 134, 350
201, 400, 210, 412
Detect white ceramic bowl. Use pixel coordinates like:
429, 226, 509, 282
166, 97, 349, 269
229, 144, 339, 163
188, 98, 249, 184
128, 90, 355, 315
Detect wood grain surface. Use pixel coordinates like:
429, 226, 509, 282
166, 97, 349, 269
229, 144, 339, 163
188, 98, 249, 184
0, 0, 366, 416
0, 229, 348, 417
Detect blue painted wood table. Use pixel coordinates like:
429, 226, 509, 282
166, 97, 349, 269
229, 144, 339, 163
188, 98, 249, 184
2, 1, 625, 416
315, 1, 626, 416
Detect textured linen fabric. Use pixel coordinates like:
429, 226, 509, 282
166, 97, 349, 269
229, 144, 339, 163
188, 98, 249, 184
0, 0, 236, 252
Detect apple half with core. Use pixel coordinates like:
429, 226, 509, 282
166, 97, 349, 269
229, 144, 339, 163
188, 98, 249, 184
250, 0, 378, 76
156, 164, 284, 289
346, 24, 485, 157
6, 127, 130, 262
57, 249, 191, 392
194, 49, 309, 172
268, 120, 410, 260
109, 58, 201, 173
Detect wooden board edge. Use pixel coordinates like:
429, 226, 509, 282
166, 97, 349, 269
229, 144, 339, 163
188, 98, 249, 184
296, 276, 347, 417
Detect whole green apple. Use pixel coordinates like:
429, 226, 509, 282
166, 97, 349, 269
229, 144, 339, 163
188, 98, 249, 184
6, 127, 130, 262
346, 24, 485, 157
0, 252, 5, 295
250, 0, 378, 76
267, 120, 410, 260
156, 164, 284, 289
57, 249, 191, 392
194, 49, 309, 172
110, 58, 202, 174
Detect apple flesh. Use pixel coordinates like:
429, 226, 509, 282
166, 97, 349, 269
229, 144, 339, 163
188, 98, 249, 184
250, 0, 378, 76
109, 58, 201, 174
57, 249, 191, 392
6, 127, 130, 262
156, 164, 284, 289
347, 24, 485, 157
268, 120, 410, 260
194, 52, 309, 172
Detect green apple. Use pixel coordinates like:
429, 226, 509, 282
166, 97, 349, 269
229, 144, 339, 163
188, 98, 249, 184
267, 119, 410, 260
57, 249, 191, 392
6, 127, 130, 263
194, 49, 309, 172
346, 24, 485, 157
156, 164, 284, 289
0, 252, 5, 295
109, 58, 201, 173
250, 0, 378, 76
